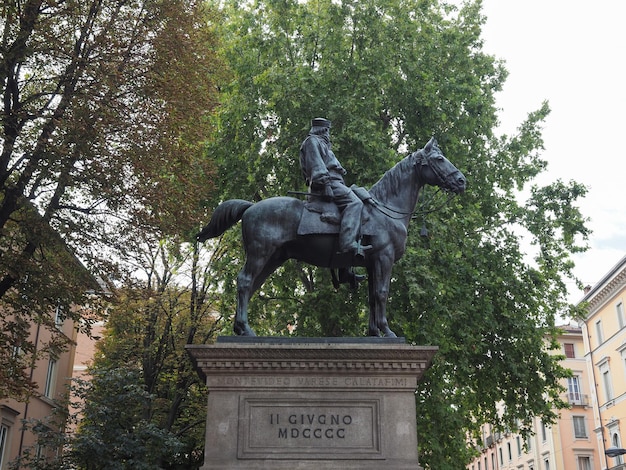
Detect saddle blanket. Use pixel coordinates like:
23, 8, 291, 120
297, 199, 342, 235
297, 186, 374, 236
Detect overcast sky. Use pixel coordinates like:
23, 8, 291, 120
477, 0, 626, 303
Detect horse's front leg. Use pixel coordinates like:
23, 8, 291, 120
367, 255, 397, 338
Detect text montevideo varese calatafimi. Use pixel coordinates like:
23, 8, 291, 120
214, 376, 407, 387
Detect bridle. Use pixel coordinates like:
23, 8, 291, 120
417, 149, 463, 192
370, 149, 457, 220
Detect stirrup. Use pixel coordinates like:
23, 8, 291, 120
338, 240, 372, 258
354, 241, 372, 258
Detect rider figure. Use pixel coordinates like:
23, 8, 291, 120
299, 117, 369, 259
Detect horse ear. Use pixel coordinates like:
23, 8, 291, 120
424, 136, 435, 153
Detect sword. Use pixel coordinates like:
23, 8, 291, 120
287, 191, 315, 197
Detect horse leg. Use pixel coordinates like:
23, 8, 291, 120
367, 256, 397, 338
235, 259, 258, 336
235, 251, 285, 336
367, 276, 381, 337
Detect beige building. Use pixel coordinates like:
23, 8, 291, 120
467, 324, 598, 470
579, 255, 626, 470
0, 312, 78, 469
0, 208, 103, 469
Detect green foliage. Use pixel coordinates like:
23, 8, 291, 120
9, 369, 185, 470
13, 241, 222, 468
81, 241, 225, 469
70, 368, 185, 470
14, 227, 230, 469
9, 404, 72, 470
203, 0, 590, 467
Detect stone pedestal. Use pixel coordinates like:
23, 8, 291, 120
186, 337, 437, 470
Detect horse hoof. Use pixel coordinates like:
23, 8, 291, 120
234, 323, 257, 336
383, 329, 397, 338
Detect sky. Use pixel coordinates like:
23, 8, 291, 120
476, 0, 626, 303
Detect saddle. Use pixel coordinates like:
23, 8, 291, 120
297, 185, 373, 236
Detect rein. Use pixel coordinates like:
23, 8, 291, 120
369, 188, 455, 220
413, 188, 456, 218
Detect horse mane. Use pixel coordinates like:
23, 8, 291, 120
369, 150, 421, 200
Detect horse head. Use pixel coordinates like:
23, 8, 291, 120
417, 137, 466, 194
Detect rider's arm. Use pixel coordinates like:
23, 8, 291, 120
300, 137, 331, 189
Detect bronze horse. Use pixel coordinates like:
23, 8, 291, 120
197, 137, 466, 337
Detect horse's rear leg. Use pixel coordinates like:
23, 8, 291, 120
235, 262, 256, 335
235, 253, 285, 336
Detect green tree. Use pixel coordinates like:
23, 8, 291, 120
72, 368, 185, 470
0, 0, 224, 400
10, 240, 227, 469
203, 0, 590, 467
10, 369, 184, 470
73, 236, 231, 469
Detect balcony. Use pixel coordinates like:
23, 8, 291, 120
567, 393, 589, 407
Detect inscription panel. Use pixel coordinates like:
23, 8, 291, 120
207, 375, 410, 389
238, 397, 382, 459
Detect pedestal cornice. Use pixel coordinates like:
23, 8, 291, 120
186, 337, 437, 380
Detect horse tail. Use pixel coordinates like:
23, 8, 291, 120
196, 199, 254, 242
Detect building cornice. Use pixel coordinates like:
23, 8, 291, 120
579, 256, 626, 316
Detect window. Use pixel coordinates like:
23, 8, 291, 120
596, 320, 604, 344
544, 457, 550, 470
54, 305, 64, 329
541, 421, 547, 441
577, 456, 591, 470
617, 302, 625, 329
568, 376, 582, 403
517, 436, 522, 456
573, 416, 587, 438
612, 433, 623, 465
564, 343, 575, 358
508, 442, 512, 460
603, 370, 613, 400
484, 456, 488, 470
44, 359, 57, 398
0, 424, 8, 469
499, 447, 504, 466
599, 359, 614, 402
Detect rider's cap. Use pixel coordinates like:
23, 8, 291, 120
311, 118, 331, 128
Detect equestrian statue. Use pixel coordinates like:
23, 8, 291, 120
197, 119, 466, 337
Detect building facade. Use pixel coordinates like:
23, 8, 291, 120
0, 312, 78, 469
579, 255, 626, 470
0, 208, 103, 469
467, 324, 598, 470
